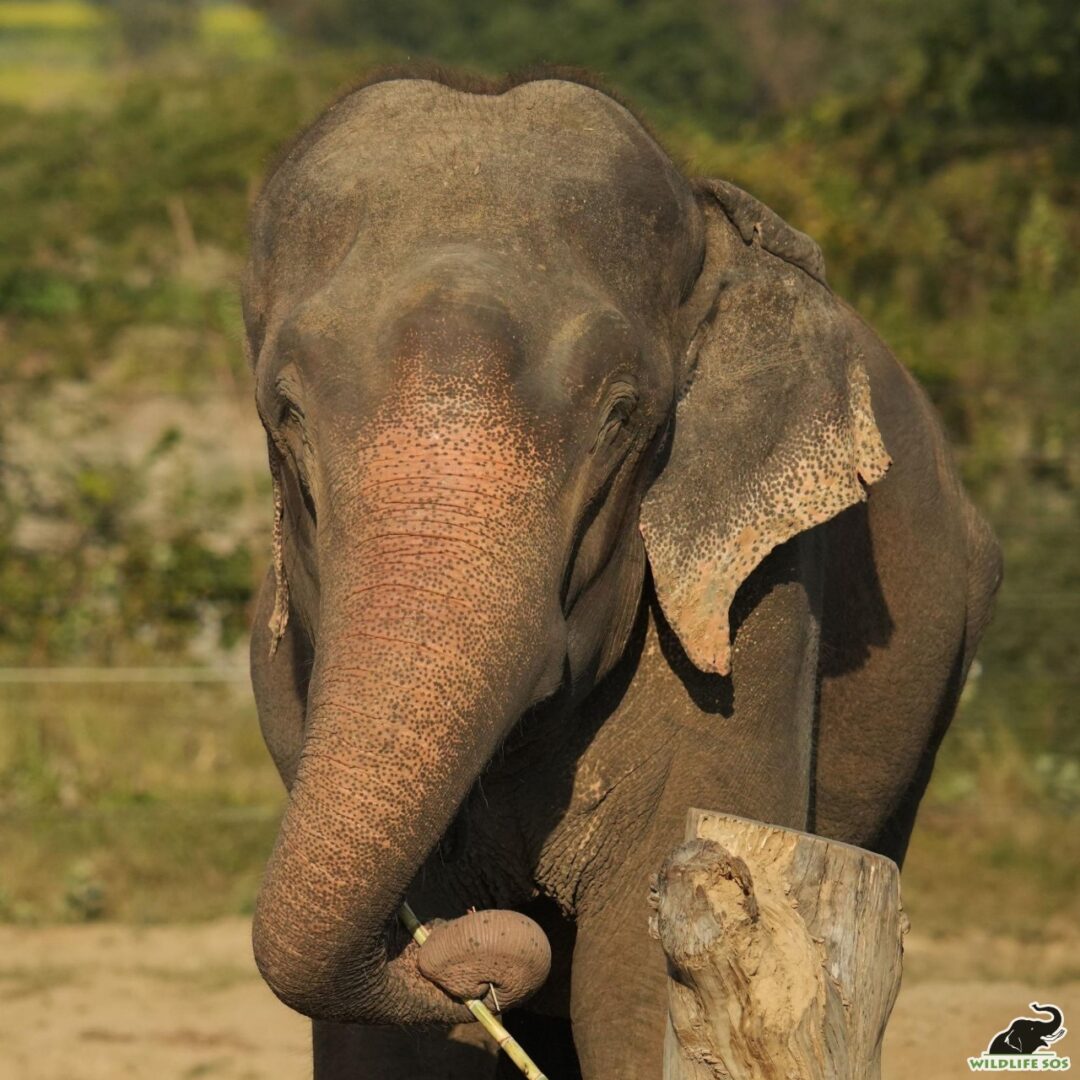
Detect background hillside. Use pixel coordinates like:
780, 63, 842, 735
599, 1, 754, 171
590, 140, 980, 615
0, 0, 1077, 939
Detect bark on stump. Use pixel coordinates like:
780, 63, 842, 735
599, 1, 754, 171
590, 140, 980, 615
650, 809, 907, 1080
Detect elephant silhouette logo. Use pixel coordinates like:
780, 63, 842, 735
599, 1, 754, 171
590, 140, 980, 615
968, 1003, 1071, 1070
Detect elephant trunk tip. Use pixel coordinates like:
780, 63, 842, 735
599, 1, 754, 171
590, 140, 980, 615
417, 908, 552, 1010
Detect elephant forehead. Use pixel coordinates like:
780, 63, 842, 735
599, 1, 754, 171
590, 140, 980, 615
275, 78, 683, 220
253, 78, 700, 316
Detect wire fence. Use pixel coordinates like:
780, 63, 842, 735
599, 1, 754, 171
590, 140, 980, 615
0, 804, 280, 822
1, 668, 1075, 685
3, 674, 1071, 922
0, 667, 250, 684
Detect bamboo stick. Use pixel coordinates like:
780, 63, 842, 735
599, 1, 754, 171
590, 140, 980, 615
399, 902, 550, 1080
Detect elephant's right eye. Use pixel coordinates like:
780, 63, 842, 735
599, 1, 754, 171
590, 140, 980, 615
293, 460, 318, 527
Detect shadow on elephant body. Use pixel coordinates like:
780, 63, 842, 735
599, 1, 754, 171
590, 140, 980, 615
652, 534, 817, 719
818, 500, 894, 679
313, 1020, 498, 1080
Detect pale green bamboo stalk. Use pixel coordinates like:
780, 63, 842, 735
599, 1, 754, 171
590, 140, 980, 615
399, 902, 550, 1080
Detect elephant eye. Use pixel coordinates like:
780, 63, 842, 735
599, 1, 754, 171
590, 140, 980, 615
294, 462, 318, 526
594, 387, 639, 451
273, 399, 318, 526
275, 390, 304, 429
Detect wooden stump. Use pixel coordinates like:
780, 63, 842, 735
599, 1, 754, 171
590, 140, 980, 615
650, 809, 907, 1080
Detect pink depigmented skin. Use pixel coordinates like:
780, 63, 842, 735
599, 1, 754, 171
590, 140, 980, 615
253, 342, 574, 1023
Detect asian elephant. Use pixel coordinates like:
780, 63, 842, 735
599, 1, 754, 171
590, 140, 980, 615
988, 1004, 1067, 1055
242, 68, 1002, 1080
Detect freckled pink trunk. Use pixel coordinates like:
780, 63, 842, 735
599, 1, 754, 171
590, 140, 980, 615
252, 415, 563, 1023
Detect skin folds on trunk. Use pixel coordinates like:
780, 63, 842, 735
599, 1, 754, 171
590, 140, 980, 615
252, 377, 567, 1024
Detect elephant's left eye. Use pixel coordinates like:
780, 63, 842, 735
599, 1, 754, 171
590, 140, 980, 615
275, 392, 304, 429
595, 390, 638, 450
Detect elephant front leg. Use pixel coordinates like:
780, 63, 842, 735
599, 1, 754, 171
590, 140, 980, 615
569, 861, 671, 1080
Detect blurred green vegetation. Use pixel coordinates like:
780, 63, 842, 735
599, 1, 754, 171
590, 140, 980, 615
0, 681, 280, 922
0, 0, 1076, 929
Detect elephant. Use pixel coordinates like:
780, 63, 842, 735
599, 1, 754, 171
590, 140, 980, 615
988, 1004, 1067, 1055
242, 67, 1002, 1080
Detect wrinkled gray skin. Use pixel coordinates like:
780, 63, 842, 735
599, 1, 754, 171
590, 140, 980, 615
243, 72, 1002, 1080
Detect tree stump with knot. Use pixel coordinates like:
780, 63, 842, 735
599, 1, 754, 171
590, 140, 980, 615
650, 809, 907, 1080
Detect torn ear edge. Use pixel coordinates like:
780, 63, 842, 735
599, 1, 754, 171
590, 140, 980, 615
699, 177, 829, 288
267, 439, 290, 658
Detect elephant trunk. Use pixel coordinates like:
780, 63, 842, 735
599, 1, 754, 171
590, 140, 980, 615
1032, 1004, 1064, 1034
252, 437, 564, 1024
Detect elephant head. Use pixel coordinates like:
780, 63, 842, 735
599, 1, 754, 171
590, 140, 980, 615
243, 72, 889, 1026
988, 1004, 1067, 1054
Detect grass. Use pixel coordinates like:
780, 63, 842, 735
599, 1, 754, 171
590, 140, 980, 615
902, 705, 1080, 940
0, 64, 108, 109
903, 797, 1079, 940
0, 681, 282, 922
201, 3, 279, 59
0, 0, 272, 38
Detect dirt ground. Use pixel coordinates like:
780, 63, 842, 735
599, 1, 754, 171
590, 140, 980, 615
0, 920, 1076, 1080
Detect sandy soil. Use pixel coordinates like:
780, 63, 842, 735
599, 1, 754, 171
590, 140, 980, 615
0, 920, 1075, 1079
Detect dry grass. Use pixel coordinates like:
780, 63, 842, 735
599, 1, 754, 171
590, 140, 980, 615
0, 681, 281, 923
902, 721, 1080, 940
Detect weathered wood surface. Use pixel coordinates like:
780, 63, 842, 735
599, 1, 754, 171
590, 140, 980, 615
650, 809, 907, 1080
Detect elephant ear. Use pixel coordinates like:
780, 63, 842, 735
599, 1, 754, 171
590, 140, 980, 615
639, 179, 890, 676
